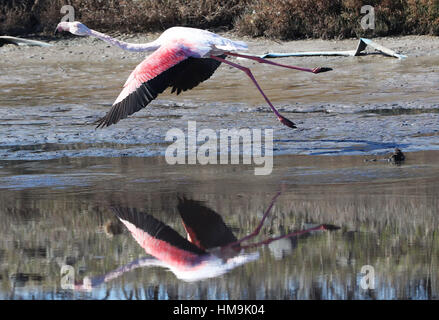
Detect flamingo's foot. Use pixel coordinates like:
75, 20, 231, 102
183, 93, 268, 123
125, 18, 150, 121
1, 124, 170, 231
320, 224, 341, 231
312, 67, 333, 74
278, 115, 297, 129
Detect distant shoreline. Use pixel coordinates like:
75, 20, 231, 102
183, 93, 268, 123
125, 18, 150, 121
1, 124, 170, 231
1, 0, 439, 39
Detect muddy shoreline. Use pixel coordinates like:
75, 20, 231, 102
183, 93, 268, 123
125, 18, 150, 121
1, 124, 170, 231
1, 33, 439, 300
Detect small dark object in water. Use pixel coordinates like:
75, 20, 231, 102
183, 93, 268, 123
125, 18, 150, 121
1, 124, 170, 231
389, 148, 405, 163
364, 148, 405, 163
104, 219, 123, 236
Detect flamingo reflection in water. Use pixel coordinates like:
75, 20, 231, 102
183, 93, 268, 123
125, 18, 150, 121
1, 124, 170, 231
75, 192, 339, 290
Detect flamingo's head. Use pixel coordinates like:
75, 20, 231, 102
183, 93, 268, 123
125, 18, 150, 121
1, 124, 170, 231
55, 21, 90, 36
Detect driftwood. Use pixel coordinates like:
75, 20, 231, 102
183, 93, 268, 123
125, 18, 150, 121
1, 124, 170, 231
258, 38, 407, 60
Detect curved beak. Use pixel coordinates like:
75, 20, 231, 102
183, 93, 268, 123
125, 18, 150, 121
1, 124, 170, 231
54, 27, 59, 35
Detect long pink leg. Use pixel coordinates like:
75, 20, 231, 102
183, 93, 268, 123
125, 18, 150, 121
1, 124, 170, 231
238, 224, 339, 250
225, 192, 282, 249
210, 55, 296, 129
224, 51, 332, 74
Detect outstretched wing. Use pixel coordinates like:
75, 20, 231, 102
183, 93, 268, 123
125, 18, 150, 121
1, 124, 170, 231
96, 42, 224, 128
177, 197, 237, 250
169, 55, 224, 95
111, 207, 206, 267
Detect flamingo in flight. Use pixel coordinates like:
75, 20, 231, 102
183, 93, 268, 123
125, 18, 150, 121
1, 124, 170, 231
74, 194, 339, 289
55, 22, 332, 129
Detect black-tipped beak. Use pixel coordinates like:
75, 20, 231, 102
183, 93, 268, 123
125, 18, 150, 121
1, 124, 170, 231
54, 28, 58, 35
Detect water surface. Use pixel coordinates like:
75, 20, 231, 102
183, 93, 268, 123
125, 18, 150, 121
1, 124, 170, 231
1, 36, 439, 159
0, 152, 438, 299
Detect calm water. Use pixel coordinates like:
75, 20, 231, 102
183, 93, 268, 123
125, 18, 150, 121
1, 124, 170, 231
0, 153, 438, 299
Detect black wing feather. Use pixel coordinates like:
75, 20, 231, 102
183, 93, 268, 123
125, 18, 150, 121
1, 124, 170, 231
177, 197, 237, 249
96, 55, 225, 128
112, 206, 206, 255
169, 55, 225, 95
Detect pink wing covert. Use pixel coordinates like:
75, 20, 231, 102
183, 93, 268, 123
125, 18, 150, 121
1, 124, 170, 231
115, 44, 189, 104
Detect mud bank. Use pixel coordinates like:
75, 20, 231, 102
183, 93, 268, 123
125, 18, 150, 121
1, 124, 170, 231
1, 34, 439, 160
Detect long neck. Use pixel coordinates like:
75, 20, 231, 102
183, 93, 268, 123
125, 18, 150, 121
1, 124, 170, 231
87, 29, 160, 52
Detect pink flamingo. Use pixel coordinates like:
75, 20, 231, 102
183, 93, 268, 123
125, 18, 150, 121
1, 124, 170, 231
74, 194, 339, 289
55, 22, 332, 129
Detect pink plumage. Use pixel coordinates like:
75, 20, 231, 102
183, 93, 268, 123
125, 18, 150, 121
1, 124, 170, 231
56, 22, 331, 129
112, 43, 189, 105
